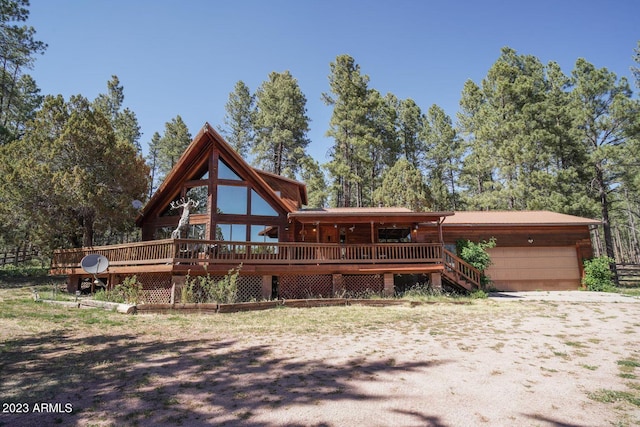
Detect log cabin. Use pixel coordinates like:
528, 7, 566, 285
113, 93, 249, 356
50, 123, 599, 301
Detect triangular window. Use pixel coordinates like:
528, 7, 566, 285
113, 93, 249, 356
192, 163, 209, 180
251, 190, 278, 216
218, 158, 242, 181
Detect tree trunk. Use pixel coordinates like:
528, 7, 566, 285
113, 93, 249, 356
81, 208, 95, 247
596, 164, 618, 284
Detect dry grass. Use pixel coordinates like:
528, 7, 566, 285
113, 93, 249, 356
1, 281, 640, 426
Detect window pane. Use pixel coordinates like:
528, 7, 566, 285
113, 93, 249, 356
251, 190, 278, 216
160, 196, 182, 217
186, 186, 208, 214
218, 159, 242, 181
187, 224, 206, 239
378, 227, 412, 243
194, 167, 209, 180
251, 225, 279, 243
216, 223, 247, 241
155, 226, 174, 239
217, 185, 247, 214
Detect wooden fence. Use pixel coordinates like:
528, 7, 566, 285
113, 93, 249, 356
0, 245, 40, 266
617, 264, 640, 287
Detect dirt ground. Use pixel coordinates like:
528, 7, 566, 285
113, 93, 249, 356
1, 291, 639, 426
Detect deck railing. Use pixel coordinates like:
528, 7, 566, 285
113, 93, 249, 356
52, 239, 176, 269
51, 239, 482, 290
442, 248, 482, 290
52, 239, 445, 269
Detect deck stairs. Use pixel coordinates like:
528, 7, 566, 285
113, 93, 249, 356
441, 248, 482, 292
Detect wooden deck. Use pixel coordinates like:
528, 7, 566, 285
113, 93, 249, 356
51, 239, 481, 289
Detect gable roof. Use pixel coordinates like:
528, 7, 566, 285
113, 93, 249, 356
136, 123, 305, 225
443, 211, 600, 226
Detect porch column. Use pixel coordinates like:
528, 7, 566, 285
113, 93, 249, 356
383, 273, 394, 297
431, 272, 442, 291
67, 274, 80, 293
172, 275, 186, 303
261, 275, 272, 300
332, 274, 345, 297
437, 218, 445, 245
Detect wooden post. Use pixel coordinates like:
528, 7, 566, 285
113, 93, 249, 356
67, 275, 80, 293
431, 272, 442, 291
332, 274, 345, 297
172, 275, 186, 303
261, 275, 272, 300
383, 273, 394, 297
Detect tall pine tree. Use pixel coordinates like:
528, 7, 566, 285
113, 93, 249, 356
252, 71, 310, 178
323, 55, 373, 207
570, 58, 640, 267
219, 80, 255, 159
0, 0, 46, 145
156, 115, 191, 181
423, 104, 461, 211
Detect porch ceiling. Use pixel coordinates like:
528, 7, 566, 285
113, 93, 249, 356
288, 208, 454, 224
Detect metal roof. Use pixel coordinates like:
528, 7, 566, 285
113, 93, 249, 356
442, 211, 600, 226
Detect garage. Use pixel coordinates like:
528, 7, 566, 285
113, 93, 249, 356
486, 246, 580, 291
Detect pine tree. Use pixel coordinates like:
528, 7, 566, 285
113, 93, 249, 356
397, 98, 424, 169
219, 80, 255, 159
632, 40, 640, 90
0, 0, 46, 144
252, 71, 310, 178
373, 158, 431, 211
299, 156, 328, 208
156, 115, 192, 181
364, 90, 400, 205
323, 55, 372, 207
570, 58, 640, 268
93, 76, 142, 152
423, 104, 461, 211
146, 131, 161, 198
457, 79, 496, 210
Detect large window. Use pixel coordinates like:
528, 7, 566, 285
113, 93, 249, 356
185, 186, 208, 214
217, 185, 248, 214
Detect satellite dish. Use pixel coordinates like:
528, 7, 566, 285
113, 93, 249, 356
132, 200, 143, 209
81, 254, 109, 274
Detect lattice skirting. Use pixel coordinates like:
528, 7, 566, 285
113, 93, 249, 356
236, 276, 263, 302
279, 274, 333, 299
137, 273, 173, 304
343, 274, 384, 297
207, 275, 262, 302
181, 274, 263, 303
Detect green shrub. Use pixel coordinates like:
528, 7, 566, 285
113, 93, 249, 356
181, 266, 241, 304
456, 238, 496, 286
582, 256, 616, 292
470, 289, 488, 299
94, 275, 143, 304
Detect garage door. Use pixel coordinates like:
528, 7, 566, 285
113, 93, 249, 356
485, 246, 580, 291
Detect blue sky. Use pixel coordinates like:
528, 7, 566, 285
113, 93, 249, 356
27, 0, 640, 162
